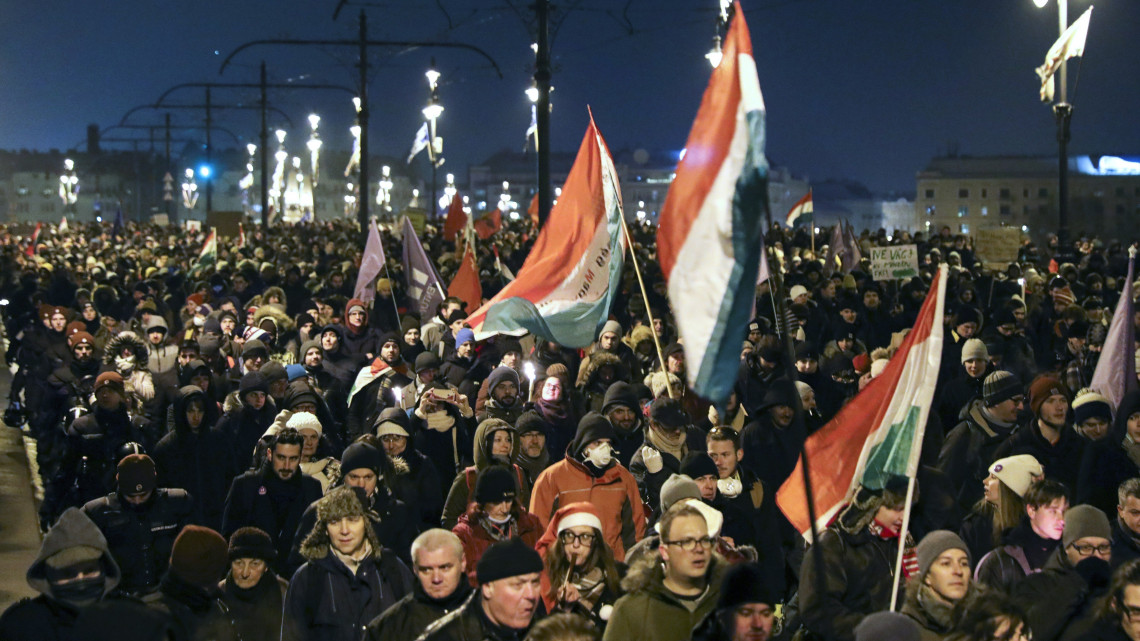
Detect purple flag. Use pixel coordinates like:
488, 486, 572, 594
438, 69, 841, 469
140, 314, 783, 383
354, 218, 387, 303
823, 224, 844, 276
1091, 249, 1137, 409
401, 216, 444, 321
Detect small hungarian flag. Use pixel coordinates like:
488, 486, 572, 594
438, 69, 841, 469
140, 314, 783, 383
197, 228, 218, 264
25, 222, 42, 257
786, 190, 813, 228
777, 265, 948, 538
236, 223, 246, 249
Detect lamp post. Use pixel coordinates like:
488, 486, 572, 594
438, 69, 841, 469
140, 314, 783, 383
377, 165, 393, 214
240, 143, 257, 216
272, 129, 288, 220
1033, 0, 1075, 261
423, 60, 445, 220
59, 158, 79, 218
181, 168, 199, 214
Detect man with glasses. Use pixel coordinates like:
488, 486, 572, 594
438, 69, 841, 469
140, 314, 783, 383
604, 502, 724, 641
1080, 559, 1140, 640
1013, 504, 1114, 641
938, 370, 1025, 511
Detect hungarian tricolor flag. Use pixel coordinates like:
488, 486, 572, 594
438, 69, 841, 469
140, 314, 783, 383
197, 228, 218, 264
656, 1, 768, 405
464, 111, 625, 348
786, 190, 813, 228
236, 223, 246, 249
25, 222, 43, 257
442, 192, 467, 240
776, 265, 948, 538
448, 245, 483, 313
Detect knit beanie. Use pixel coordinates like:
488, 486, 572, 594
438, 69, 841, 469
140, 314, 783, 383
415, 352, 442, 374
242, 339, 269, 358
170, 525, 229, 588
239, 371, 268, 396
486, 366, 520, 396
515, 410, 550, 437
546, 363, 570, 381
285, 364, 308, 382
117, 454, 157, 495
474, 465, 518, 505
854, 612, 920, 641
602, 381, 639, 414
915, 530, 970, 583
228, 527, 276, 563
340, 442, 383, 476
989, 454, 1044, 498
374, 407, 412, 439
1028, 375, 1071, 416
660, 473, 701, 512
680, 451, 718, 480
960, 338, 988, 363
455, 328, 475, 349
198, 333, 222, 357
650, 397, 690, 430
1063, 505, 1112, 547
68, 331, 96, 350
599, 320, 622, 338
570, 412, 617, 457
717, 562, 777, 610
476, 537, 544, 584
260, 361, 287, 383
285, 411, 322, 436
982, 371, 1022, 407
94, 371, 125, 395
1072, 389, 1113, 425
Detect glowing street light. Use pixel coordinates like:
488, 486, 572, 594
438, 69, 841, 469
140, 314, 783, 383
181, 168, 199, 210
377, 165, 393, 212
59, 158, 79, 212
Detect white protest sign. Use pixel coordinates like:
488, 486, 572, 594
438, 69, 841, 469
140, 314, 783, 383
871, 245, 918, 281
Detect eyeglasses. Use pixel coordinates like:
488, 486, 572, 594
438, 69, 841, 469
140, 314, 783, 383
1069, 542, 1112, 557
559, 531, 596, 546
664, 536, 715, 552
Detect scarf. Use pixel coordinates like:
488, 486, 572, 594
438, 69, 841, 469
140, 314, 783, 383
425, 410, 457, 432
868, 519, 918, 581
479, 514, 518, 542
536, 397, 571, 424
332, 539, 373, 576
517, 448, 550, 483
565, 566, 607, 614
647, 426, 686, 462
916, 584, 957, 632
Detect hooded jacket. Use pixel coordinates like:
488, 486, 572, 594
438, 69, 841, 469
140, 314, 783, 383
440, 419, 530, 529
216, 386, 277, 471
938, 398, 1019, 511
1012, 546, 1109, 641
153, 386, 240, 530
104, 330, 165, 436
143, 316, 179, 375
529, 426, 647, 562
0, 508, 123, 640
340, 298, 379, 358
601, 548, 725, 641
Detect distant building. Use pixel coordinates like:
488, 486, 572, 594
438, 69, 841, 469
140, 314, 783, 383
915, 155, 1140, 243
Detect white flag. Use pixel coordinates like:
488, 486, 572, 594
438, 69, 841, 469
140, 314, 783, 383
59, 216, 69, 233
407, 122, 430, 164
524, 105, 538, 151
1036, 6, 1093, 102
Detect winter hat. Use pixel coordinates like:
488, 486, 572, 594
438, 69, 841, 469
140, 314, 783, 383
571, 412, 617, 456
915, 531, 970, 583
852, 353, 871, 375
486, 366, 521, 395
788, 285, 809, 301
515, 410, 550, 437
599, 320, 623, 339
554, 503, 604, 535
650, 397, 690, 430
315, 487, 369, 529
498, 339, 523, 358
795, 342, 819, 361
982, 371, 1022, 407
455, 328, 475, 349
414, 352, 442, 374
1072, 389, 1113, 425
646, 371, 682, 399
170, 525, 229, 588
340, 442, 383, 476
854, 612, 921, 641
1052, 285, 1076, 307
474, 465, 518, 505
869, 359, 890, 379
1062, 505, 1112, 547
680, 451, 718, 480
717, 562, 777, 610
68, 331, 96, 350
117, 454, 157, 495
373, 407, 412, 438
476, 537, 544, 584
285, 412, 322, 436
602, 381, 639, 414
260, 361, 287, 383
660, 473, 702, 511
546, 363, 570, 381
94, 371, 125, 395
1064, 319, 1090, 340
239, 371, 268, 396
960, 338, 988, 363
197, 333, 222, 357
1028, 375, 1071, 416
228, 527, 275, 563
955, 306, 982, 328
242, 339, 269, 359
988, 454, 1044, 498
285, 364, 308, 382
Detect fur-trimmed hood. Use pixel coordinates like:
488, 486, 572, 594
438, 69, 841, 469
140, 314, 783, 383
581, 351, 628, 388
620, 542, 726, 595
104, 330, 149, 370
253, 303, 295, 337
298, 486, 383, 561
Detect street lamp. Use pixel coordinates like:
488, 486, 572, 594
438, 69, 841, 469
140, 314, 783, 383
59, 158, 79, 215
241, 143, 256, 192
440, 173, 457, 210
1033, 0, 1077, 261
181, 168, 199, 211
706, 0, 732, 68
307, 114, 322, 188
424, 60, 445, 217
377, 165, 393, 213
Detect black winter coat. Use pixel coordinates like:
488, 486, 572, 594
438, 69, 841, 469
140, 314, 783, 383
364, 580, 473, 641
220, 468, 323, 574
81, 489, 192, 595
1111, 518, 1140, 570
282, 551, 413, 641
1011, 548, 1107, 641
993, 420, 1086, 494
145, 571, 238, 641
937, 399, 1018, 511
390, 447, 445, 531
217, 571, 288, 641
416, 592, 534, 641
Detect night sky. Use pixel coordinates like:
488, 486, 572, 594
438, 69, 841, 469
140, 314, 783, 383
2, 0, 1135, 194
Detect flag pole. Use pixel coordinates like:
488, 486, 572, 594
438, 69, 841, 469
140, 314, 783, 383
808, 189, 815, 258
889, 476, 918, 611
617, 213, 675, 400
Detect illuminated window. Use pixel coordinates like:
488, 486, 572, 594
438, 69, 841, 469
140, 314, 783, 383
958, 206, 968, 218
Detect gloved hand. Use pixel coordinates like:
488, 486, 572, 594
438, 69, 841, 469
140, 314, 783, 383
640, 446, 663, 474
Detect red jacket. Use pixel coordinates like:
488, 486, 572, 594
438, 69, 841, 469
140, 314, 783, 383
529, 457, 646, 562
452, 505, 543, 586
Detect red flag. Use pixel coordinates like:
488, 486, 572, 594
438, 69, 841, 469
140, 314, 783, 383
474, 209, 502, 240
448, 246, 482, 312
527, 193, 539, 228
442, 192, 467, 240
25, 222, 42, 257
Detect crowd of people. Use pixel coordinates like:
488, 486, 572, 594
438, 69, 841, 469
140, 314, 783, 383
0, 215, 1139, 641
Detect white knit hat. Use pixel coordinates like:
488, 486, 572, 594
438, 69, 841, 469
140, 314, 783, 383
989, 454, 1043, 498
375, 420, 410, 439
286, 411, 322, 437
960, 338, 988, 363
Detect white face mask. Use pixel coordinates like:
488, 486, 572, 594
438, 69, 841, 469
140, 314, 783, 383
585, 442, 614, 468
